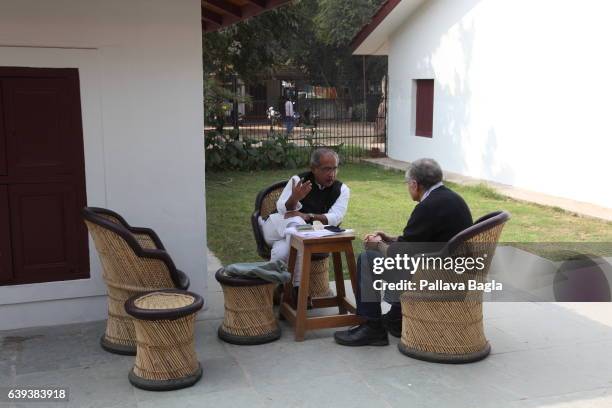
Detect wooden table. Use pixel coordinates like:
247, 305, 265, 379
279, 232, 365, 341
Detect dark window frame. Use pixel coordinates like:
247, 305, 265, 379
414, 79, 434, 138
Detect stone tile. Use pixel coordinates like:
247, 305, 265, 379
485, 326, 532, 354
255, 372, 391, 408
11, 402, 69, 408
193, 319, 231, 359
551, 303, 612, 329
1, 320, 130, 376
0, 359, 15, 385
199, 291, 225, 320
472, 343, 612, 400
207, 250, 223, 278
363, 362, 520, 408
133, 356, 249, 403
14, 362, 137, 408
137, 387, 268, 408
321, 335, 420, 372
483, 302, 548, 320
505, 386, 612, 408
486, 305, 612, 350
227, 337, 353, 387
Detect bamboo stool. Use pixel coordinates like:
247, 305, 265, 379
125, 289, 203, 391
309, 254, 334, 298
215, 268, 281, 345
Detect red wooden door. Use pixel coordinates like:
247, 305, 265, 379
0, 185, 12, 283
0, 67, 89, 285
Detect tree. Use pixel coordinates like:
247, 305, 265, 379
204, 76, 251, 133
202, 0, 387, 116
202, 7, 302, 83
314, 0, 385, 48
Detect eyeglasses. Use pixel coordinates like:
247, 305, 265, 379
318, 166, 338, 174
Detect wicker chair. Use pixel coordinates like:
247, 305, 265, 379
398, 211, 510, 364
82, 207, 189, 355
251, 181, 333, 298
125, 289, 203, 391
215, 268, 281, 345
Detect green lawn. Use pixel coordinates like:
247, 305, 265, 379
206, 163, 612, 265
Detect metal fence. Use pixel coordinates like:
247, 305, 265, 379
206, 78, 387, 164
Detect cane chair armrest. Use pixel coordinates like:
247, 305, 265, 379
251, 210, 271, 260
82, 207, 188, 290
84, 206, 166, 249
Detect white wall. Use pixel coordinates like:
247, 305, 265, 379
0, 0, 207, 330
387, 0, 612, 208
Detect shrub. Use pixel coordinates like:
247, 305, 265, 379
205, 131, 312, 171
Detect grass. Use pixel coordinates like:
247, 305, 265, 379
206, 163, 612, 265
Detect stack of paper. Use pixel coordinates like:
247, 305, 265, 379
285, 227, 353, 238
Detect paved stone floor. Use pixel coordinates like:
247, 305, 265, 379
2, 251, 612, 407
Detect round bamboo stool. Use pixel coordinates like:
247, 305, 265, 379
125, 290, 203, 391
309, 254, 334, 298
398, 295, 490, 364
215, 268, 281, 345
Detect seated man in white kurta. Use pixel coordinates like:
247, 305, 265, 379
260, 148, 350, 289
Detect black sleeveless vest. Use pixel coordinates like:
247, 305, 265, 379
297, 171, 343, 215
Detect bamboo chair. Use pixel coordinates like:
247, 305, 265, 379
398, 211, 510, 363
125, 289, 203, 391
251, 181, 332, 298
82, 207, 189, 355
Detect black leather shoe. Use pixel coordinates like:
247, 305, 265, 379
334, 320, 389, 346
382, 312, 402, 338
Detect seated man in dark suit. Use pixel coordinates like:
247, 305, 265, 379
334, 158, 473, 346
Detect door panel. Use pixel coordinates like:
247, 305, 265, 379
8, 183, 85, 284
0, 185, 12, 283
3, 77, 75, 176
0, 68, 89, 286
0, 82, 7, 175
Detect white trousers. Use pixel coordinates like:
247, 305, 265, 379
261, 213, 305, 286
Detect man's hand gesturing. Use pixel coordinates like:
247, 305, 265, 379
291, 178, 312, 201
285, 178, 312, 211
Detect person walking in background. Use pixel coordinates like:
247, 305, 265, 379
284, 97, 295, 135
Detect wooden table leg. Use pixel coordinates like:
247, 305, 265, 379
344, 243, 359, 296
280, 246, 298, 321
286, 247, 298, 299
294, 248, 311, 341
332, 252, 347, 314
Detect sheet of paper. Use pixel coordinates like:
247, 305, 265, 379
285, 226, 353, 238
